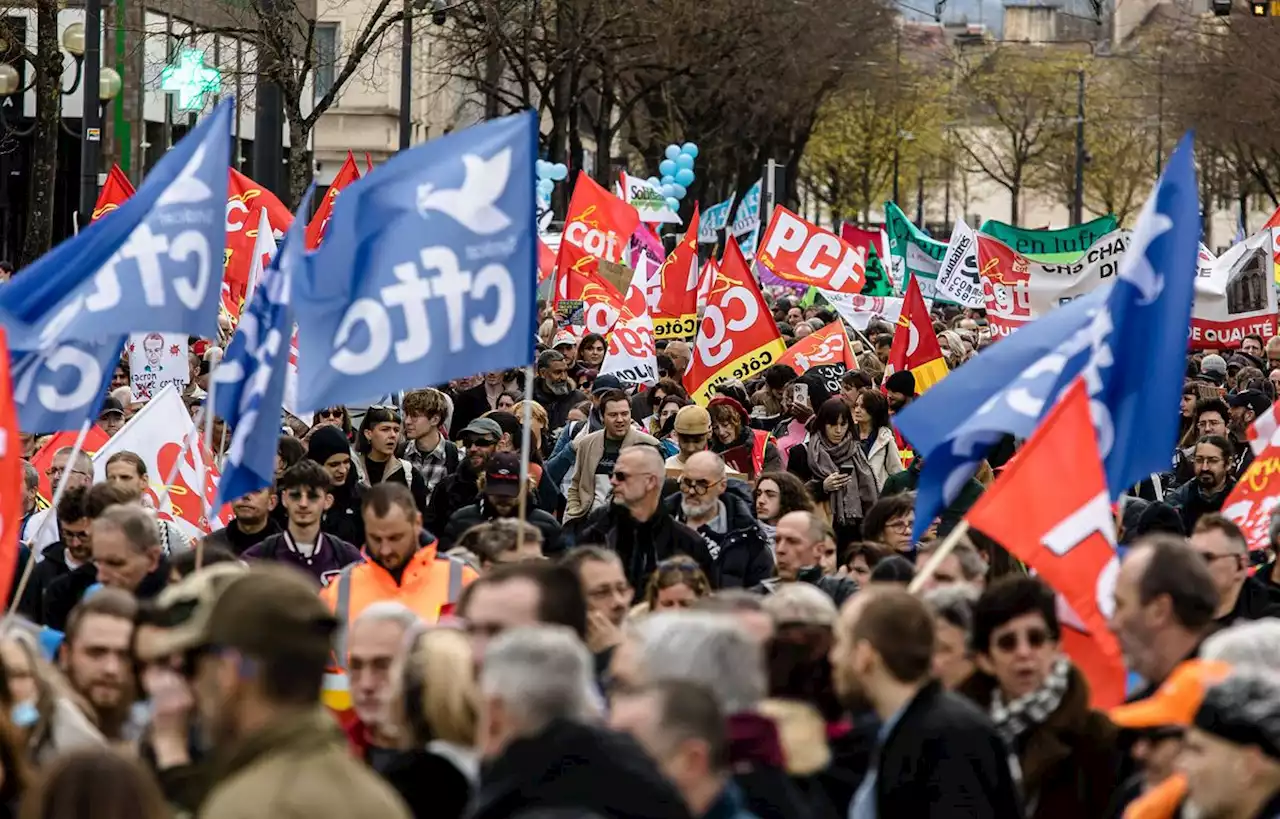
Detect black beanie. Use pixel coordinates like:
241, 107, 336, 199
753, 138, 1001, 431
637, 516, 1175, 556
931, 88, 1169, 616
884, 370, 916, 396
307, 424, 351, 466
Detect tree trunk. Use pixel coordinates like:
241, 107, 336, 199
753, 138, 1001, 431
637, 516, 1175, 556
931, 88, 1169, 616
287, 118, 310, 210
21, 0, 61, 266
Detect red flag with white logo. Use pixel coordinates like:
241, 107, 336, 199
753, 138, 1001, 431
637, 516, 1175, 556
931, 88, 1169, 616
776, 320, 857, 375
758, 206, 866, 294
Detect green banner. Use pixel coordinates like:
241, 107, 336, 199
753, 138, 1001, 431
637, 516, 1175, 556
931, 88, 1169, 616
978, 214, 1119, 263
861, 243, 895, 296
884, 202, 948, 301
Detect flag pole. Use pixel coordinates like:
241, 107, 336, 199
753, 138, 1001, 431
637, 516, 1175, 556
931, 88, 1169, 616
514, 365, 535, 555
907, 519, 971, 594
193, 374, 218, 571
9, 419, 92, 617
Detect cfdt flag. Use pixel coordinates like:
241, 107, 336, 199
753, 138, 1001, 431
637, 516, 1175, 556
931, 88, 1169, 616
213, 191, 310, 507
897, 134, 1201, 542
0, 100, 233, 348
885, 275, 948, 393
293, 111, 538, 411
965, 379, 1127, 708
10, 338, 126, 434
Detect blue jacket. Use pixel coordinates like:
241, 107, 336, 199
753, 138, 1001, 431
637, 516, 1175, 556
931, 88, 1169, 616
704, 782, 760, 819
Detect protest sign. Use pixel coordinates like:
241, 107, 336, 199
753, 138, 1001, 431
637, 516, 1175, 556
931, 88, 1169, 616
977, 214, 1119, 262
935, 220, 983, 308
699, 197, 734, 244
758, 206, 866, 294
1190, 231, 1278, 348
823, 291, 905, 331
129, 332, 190, 401
618, 172, 681, 225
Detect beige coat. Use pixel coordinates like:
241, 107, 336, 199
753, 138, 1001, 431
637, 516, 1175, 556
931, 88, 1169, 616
864, 425, 904, 491
564, 427, 659, 521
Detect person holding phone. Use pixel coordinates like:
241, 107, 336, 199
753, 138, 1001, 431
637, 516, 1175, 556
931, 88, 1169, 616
799, 397, 879, 545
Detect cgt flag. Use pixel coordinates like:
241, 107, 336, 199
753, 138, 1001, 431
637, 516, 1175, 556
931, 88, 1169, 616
684, 236, 786, 404
224, 168, 293, 322
965, 379, 1127, 708
777, 320, 857, 375
885, 275, 948, 393
91, 165, 136, 222
294, 111, 538, 411
306, 151, 360, 249
654, 204, 701, 342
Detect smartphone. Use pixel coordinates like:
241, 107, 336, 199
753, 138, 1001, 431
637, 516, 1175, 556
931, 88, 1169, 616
838, 464, 856, 476
791, 383, 810, 408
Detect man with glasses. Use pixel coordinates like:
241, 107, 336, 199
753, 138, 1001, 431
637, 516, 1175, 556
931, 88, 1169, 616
20, 485, 92, 622
1190, 514, 1280, 626
26, 447, 95, 554
665, 452, 773, 590
455, 561, 588, 663
1168, 436, 1237, 535
561, 546, 631, 661
243, 460, 362, 587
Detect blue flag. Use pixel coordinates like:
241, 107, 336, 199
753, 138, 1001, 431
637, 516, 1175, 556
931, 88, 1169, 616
897, 134, 1201, 542
11, 337, 125, 434
293, 110, 537, 411
212, 190, 312, 507
0, 99, 233, 348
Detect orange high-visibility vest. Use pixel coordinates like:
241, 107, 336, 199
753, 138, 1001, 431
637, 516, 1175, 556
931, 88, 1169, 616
319, 541, 476, 710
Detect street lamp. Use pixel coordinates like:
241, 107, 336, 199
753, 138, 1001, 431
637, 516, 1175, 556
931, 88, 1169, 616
0, 26, 122, 139
400, 0, 449, 150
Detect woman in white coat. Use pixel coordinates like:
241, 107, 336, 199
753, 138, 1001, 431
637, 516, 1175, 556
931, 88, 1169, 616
853, 389, 904, 491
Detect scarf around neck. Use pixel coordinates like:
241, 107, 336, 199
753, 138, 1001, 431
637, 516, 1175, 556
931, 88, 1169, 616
989, 656, 1071, 748
805, 430, 870, 524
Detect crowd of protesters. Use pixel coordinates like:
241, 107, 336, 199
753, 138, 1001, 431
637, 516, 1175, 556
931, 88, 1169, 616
5, 296, 1280, 819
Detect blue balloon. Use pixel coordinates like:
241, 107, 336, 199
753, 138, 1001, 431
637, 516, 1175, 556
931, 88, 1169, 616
665, 196, 681, 211
672, 183, 687, 199
682, 142, 699, 158
647, 176, 660, 186
659, 158, 676, 177
675, 167, 695, 186
661, 183, 675, 197
551, 163, 568, 181
665, 145, 681, 161
537, 179, 555, 196
661, 174, 675, 186
675, 153, 694, 170
536, 159, 550, 178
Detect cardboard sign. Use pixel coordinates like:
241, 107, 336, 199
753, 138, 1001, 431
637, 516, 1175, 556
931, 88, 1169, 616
1191, 232, 1278, 348
129, 332, 189, 402
758, 206, 866, 294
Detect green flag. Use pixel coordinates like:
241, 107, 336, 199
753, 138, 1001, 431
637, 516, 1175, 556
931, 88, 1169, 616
799, 286, 819, 307
883, 202, 949, 302
860, 244, 895, 296
977, 215, 1119, 262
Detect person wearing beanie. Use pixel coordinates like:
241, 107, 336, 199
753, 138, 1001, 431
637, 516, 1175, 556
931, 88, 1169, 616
706, 395, 782, 480
308, 424, 366, 547
1181, 672, 1280, 819
883, 370, 917, 413
1199, 354, 1228, 387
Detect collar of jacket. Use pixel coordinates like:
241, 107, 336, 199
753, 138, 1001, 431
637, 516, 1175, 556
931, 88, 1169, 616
211, 708, 346, 784
358, 539, 440, 590
135, 557, 171, 600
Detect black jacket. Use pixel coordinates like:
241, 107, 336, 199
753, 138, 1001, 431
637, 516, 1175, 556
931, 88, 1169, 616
200, 518, 282, 557
471, 718, 692, 819
381, 748, 472, 819
755, 570, 859, 608
19, 542, 75, 624
43, 557, 171, 632
873, 681, 1024, 819
1167, 477, 1235, 535
578, 503, 715, 592
1218, 576, 1280, 627
450, 382, 497, 439
532, 378, 588, 433
662, 488, 775, 589
441, 499, 564, 554
324, 475, 366, 548
424, 463, 482, 537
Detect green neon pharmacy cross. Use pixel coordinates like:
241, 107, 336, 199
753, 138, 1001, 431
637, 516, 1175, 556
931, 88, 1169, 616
160, 48, 222, 112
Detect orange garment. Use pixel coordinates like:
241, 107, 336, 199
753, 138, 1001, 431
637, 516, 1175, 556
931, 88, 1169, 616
1123, 775, 1187, 819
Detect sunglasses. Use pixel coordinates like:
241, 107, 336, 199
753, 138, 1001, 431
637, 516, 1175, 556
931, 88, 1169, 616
285, 489, 326, 502
993, 627, 1050, 653
318, 408, 345, 419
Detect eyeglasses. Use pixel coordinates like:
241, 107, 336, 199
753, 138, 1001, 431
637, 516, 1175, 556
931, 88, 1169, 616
285, 489, 325, 502
61, 530, 90, 543
587, 582, 632, 601
318, 408, 345, 419
1193, 456, 1224, 466
884, 518, 913, 532
46, 467, 90, 479
679, 477, 723, 496
993, 627, 1050, 653
1197, 551, 1241, 566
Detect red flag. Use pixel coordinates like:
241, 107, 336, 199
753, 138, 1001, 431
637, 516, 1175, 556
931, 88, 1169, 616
964, 379, 1127, 708
758, 206, 866, 294
91, 165, 135, 222
886, 275, 948, 393
224, 169, 294, 321
537, 238, 557, 284
365, 153, 374, 175
776, 320, 857, 375
30, 427, 111, 502
556, 171, 639, 270
307, 152, 361, 249
655, 204, 701, 320
0, 328, 19, 602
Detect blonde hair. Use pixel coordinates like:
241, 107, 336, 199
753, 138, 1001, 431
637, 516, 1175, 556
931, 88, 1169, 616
401, 628, 478, 746
512, 400, 548, 431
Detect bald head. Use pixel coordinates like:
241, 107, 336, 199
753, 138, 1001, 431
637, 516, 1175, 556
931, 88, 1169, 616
684, 451, 726, 481
665, 341, 691, 374
621, 444, 664, 478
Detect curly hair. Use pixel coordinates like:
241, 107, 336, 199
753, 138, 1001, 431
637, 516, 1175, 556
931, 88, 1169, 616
753, 472, 814, 520
643, 556, 712, 610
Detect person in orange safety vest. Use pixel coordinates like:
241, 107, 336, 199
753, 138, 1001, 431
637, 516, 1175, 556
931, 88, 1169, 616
320, 483, 476, 710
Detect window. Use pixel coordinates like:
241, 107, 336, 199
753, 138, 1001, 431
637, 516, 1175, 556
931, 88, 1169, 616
314, 23, 339, 103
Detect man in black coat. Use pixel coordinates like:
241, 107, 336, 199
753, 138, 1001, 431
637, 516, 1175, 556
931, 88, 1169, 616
19, 486, 92, 624
531, 349, 587, 433
576, 446, 714, 591
832, 587, 1023, 819
441, 452, 562, 553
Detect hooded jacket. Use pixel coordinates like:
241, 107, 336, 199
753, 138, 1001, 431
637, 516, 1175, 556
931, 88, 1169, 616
1166, 476, 1236, 535
308, 425, 366, 547
662, 487, 774, 589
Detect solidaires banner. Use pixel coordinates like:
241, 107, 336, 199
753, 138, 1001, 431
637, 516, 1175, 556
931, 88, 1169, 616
977, 214, 1119, 263
976, 229, 1131, 337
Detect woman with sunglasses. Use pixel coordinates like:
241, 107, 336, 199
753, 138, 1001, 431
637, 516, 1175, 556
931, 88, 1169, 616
314, 406, 354, 441
957, 576, 1120, 819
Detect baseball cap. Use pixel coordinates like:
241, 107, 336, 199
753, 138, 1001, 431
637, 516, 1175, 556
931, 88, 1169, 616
461, 417, 502, 443
138, 563, 336, 663
552, 329, 579, 348
1194, 671, 1280, 761
1201, 353, 1228, 378
674, 405, 711, 436
1228, 389, 1271, 417
484, 451, 522, 497
591, 373, 624, 395
1109, 659, 1232, 729
98, 397, 124, 419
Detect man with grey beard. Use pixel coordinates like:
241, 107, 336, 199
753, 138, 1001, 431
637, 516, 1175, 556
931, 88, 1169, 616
665, 451, 774, 589
532, 349, 587, 432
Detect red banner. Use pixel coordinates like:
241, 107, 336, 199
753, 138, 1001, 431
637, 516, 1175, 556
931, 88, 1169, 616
91, 165, 136, 222
757, 206, 866, 294
557, 171, 639, 267
776, 320, 857, 375
0, 328, 19, 604
1223, 446, 1280, 553
886, 275, 948, 393
224, 169, 294, 321
307, 152, 360, 250
684, 237, 786, 403
656, 204, 701, 319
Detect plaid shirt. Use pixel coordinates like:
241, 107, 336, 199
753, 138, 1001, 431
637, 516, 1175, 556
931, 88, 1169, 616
404, 436, 452, 496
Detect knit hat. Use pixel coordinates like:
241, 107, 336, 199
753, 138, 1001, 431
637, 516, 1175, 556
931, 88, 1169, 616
1200, 354, 1228, 385
884, 370, 917, 396
1193, 671, 1280, 760
307, 424, 352, 466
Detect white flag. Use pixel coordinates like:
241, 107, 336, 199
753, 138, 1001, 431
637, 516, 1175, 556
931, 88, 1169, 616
935, 220, 983, 308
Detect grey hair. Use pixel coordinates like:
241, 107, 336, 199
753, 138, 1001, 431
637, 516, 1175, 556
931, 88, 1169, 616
353, 601, 422, 633
91, 504, 160, 552
627, 612, 765, 713
1202, 620, 1280, 671
761, 583, 838, 626
53, 446, 92, 474
919, 537, 988, 582
22, 461, 38, 492
923, 583, 980, 637
480, 626, 600, 733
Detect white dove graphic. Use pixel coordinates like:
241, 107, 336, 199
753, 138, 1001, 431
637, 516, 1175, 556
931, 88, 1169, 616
416, 149, 513, 235
1120, 206, 1172, 306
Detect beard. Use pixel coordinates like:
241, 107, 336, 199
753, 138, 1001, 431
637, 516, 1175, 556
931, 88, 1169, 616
544, 378, 571, 396
1196, 470, 1221, 488
681, 497, 717, 520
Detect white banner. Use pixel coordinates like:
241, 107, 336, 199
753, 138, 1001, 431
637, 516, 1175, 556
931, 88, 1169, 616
1191, 231, 1278, 348
935, 219, 983, 308
823, 291, 906, 331
618, 173, 682, 225
93, 385, 232, 539
600, 261, 658, 385
129, 332, 189, 402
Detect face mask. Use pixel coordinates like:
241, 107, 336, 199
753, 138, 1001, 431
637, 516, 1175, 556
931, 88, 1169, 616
11, 700, 38, 729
